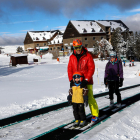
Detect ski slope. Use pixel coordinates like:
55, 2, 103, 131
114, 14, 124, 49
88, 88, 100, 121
0, 46, 140, 139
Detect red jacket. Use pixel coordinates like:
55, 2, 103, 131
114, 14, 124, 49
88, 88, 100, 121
67, 47, 95, 84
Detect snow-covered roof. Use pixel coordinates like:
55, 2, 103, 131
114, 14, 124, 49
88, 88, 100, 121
28, 31, 56, 42
96, 21, 127, 32
50, 35, 63, 45
11, 54, 28, 57
71, 20, 105, 34
60, 30, 65, 34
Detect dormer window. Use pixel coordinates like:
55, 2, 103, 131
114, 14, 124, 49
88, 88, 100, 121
78, 24, 80, 27
58, 40, 59, 44
112, 28, 115, 31
91, 28, 95, 32
54, 41, 55, 44
82, 28, 87, 33
100, 29, 103, 32
43, 37, 46, 40
110, 22, 112, 25
40, 34, 42, 36
33, 37, 35, 40
36, 37, 39, 40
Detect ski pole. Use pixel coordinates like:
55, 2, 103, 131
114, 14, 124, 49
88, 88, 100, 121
97, 64, 99, 84
135, 69, 139, 75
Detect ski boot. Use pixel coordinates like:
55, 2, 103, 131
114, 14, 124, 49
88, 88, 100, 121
109, 100, 114, 108
73, 120, 80, 126
91, 116, 98, 123
79, 120, 86, 127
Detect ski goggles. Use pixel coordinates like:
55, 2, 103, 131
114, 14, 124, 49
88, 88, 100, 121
74, 45, 82, 50
73, 74, 83, 79
110, 56, 115, 58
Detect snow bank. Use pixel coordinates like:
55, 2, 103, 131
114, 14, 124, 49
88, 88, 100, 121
2, 45, 24, 53
42, 53, 53, 59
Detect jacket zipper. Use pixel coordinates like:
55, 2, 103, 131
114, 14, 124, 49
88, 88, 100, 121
78, 55, 86, 70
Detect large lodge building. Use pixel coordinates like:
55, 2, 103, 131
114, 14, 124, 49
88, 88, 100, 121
24, 20, 131, 57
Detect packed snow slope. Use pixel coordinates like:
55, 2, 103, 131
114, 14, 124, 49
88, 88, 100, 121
0, 46, 140, 140
0, 49, 140, 119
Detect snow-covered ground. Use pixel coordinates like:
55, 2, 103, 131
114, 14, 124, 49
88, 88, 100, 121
0, 46, 140, 139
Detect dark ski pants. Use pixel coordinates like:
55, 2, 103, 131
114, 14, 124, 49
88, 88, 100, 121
108, 81, 122, 103
72, 103, 86, 121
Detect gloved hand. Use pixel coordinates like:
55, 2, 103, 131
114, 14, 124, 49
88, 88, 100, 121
69, 88, 72, 95
67, 95, 72, 105
80, 80, 88, 88
70, 80, 74, 88
83, 95, 88, 107
119, 78, 124, 87
104, 77, 108, 87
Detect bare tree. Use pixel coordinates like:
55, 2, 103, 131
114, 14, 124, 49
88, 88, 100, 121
98, 38, 112, 60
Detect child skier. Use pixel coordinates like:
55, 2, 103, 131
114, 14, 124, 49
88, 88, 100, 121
67, 72, 88, 126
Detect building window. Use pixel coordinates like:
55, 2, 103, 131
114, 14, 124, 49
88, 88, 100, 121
50, 48, 52, 50
91, 28, 95, 32
68, 24, 72, 28
100, 29, 103, 32
85, 44, 88, 48
70, 34, 74, 36
44, 43, 46, 46
43, 37, 46, 40
57, 47, 60, 49
83, 28, 87, 33
54, 47, 55, 50
101, 37, 103, 39
37, 44, 39, 47
66, 46, 68, 49
85, 38, 87, 40
93, 37, 95, 40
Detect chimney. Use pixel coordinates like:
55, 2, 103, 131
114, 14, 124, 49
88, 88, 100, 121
90, 22, 92, 26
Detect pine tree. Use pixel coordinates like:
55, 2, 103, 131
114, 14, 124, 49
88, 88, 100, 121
16, 46, 23, 53
125, 31, 135, 60
111, 27, 124, 59
111, 27, 120, 51
135, 38, 140, 61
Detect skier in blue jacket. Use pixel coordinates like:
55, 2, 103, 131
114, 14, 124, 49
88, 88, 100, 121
104, 52, 124, 108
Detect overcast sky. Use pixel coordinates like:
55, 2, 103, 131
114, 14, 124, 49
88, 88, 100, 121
0, 0, 140, 46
